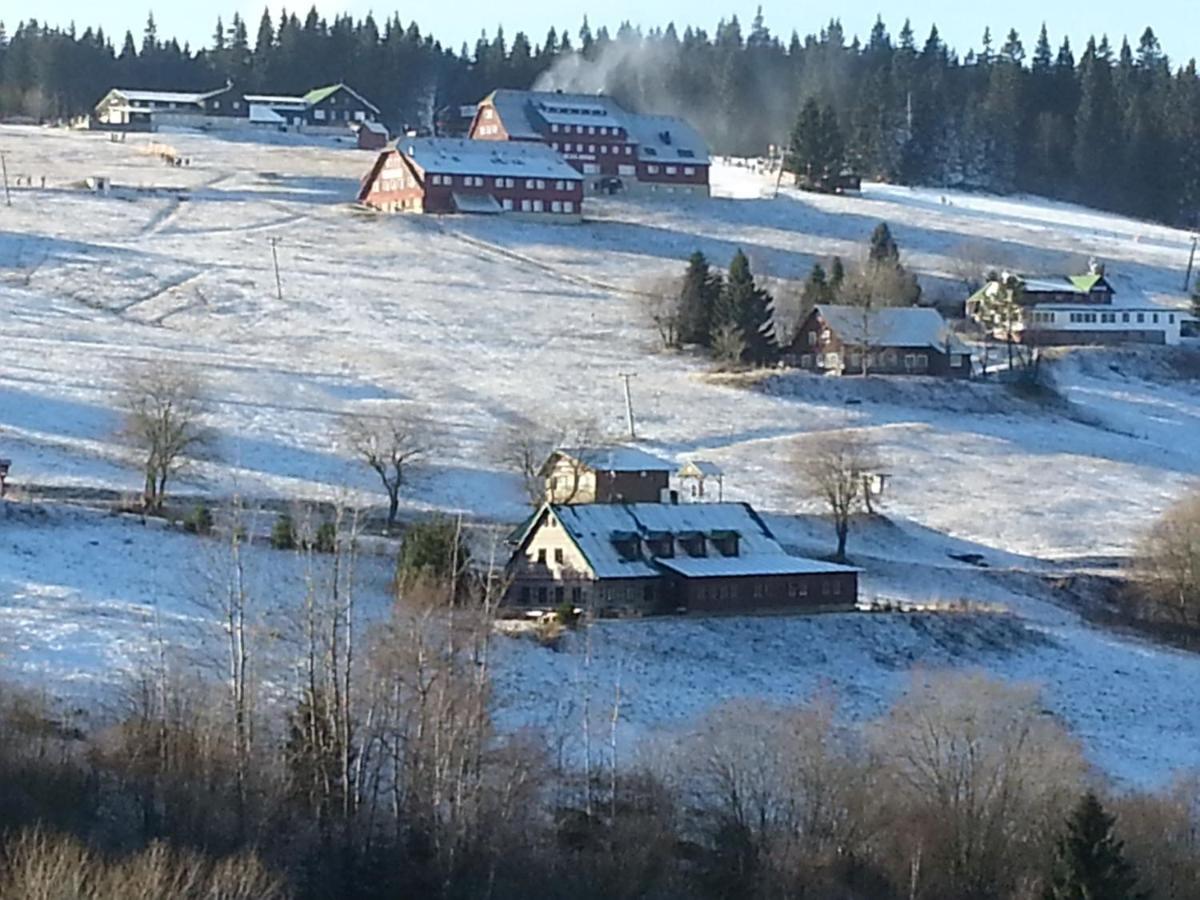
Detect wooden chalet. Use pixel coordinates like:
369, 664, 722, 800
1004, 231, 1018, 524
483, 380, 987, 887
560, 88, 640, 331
790, 304, 972, 377
357, 137, 583, 218
468, 89, 710, 197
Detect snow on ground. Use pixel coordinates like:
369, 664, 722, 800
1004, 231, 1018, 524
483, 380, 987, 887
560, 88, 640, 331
2, 126, 1200, 785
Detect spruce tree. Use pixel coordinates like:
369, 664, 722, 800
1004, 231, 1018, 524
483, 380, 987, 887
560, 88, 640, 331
1044, 792, 1143, 900
868, 222, 900, 265
715, 250, 775, 363
678, 250, 721, 346
829, 256, 846, 295
801, 262, 833, 310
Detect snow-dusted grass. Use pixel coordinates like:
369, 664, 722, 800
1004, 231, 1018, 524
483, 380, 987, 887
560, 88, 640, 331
2, 126, 1200, 785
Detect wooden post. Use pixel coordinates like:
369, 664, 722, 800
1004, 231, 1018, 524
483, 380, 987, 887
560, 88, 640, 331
618, 372, 637, 440
268, 236, 283, 300
1184, 235, 1198, 294
0, 152, 10, 207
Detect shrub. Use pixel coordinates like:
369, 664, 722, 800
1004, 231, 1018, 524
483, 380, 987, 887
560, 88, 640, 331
314, 520, 338, 554
271, 513, 296, 550
183, 503, 213, 535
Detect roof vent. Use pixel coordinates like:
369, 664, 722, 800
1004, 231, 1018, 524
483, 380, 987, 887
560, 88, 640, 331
660, 130, 672, 145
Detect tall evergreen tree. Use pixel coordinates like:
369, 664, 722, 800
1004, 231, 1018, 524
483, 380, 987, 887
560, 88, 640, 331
1044, 792, 1143, 900
715, 250, 775, 363
678, 251, 722, 346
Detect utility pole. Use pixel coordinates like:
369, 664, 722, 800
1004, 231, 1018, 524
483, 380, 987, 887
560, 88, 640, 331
618, 372, 637, 440
0, 151, 10, 207
268, 236, 283, 300
1184, 234, 1198, 294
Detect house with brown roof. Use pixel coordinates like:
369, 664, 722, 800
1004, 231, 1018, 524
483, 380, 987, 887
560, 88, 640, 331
789, 304, 972, 377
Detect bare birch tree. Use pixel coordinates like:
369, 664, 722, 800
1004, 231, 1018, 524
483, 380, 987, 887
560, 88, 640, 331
1136, 491, 1200, 632
342, 411, 427, 531
118, 363, 214, 512
794, 430, 880, 560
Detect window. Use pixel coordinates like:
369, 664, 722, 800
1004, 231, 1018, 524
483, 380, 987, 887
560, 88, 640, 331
520, 586, 531, 604
533, 199, 544, 212
571, 586, 582, 604
535, 179, 546, 190
950, 353, 963, 367
233, 101, 240, 110
554, 180, 564, 191
788, 581, 808, 599
1123, 312, 1130, 323
1153, 313, 1160, 323
1137, 313, 1145, 323
625, 146, 632, 155
588, 144, 595, 153
555, 587, 564, 604
551, 142, 558, 151
800, 354, 812, 368
647, 165, 660, 174
806, 330, 818, 346
536, 549, 547, 565
563, 201, 574, 213
600, 145, 608, 154
537, 587, 548, 604
502, 198, 513, 210
521, 199, 532, 212
587, 125, 595, 134
525, 179, 536, 189
554, 548, 565, 564
484, 108, 493, 119
825, 352, 840, 369
551, 200, 562, 213
551, 123, 559, 132
1170, 314, 1176, 324
618, 164, 636, 176
684, 166, 695, 175
666, 166, 677, 175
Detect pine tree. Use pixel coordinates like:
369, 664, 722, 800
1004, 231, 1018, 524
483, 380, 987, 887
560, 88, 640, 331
868, 222, 900, 265
1044, 792, 1143, 900
830, 256, 846, 295
678, 251, 721, 346
801, 262, 834, 310
715, 250, 775, 363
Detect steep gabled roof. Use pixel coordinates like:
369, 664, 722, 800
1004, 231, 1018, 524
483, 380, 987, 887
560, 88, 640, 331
813, 305, 971, 354
303, 82, 381, 114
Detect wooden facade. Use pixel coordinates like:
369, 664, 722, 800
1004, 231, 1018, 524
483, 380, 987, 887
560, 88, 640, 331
789, 307, 972, 378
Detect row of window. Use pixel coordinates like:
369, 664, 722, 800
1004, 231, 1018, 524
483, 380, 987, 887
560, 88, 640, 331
427, 174, 577, 191
517, 577, 849, 608
549, 123, 622, 136
504, 199, 576, 213
1042, 310, 1174, 326
553, 142, 634, 156
475, 124, 502, 136
798, 351, 940, 371
644, 165, 697, 177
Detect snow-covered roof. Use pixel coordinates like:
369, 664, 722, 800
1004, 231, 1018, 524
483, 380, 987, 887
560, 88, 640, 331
658, 556, 857, 578
550, 446, 675, 473
249, 105, 286, 124
678, 459, 723, 478
359, 120, 388, 135
625, 113, 711, 165
107, 87, 226, 106
244, 94, 309, 107
304, 83, 381, 114
400, 138, 582, 179
535, 502, 850, 580
815, 305, 970, 354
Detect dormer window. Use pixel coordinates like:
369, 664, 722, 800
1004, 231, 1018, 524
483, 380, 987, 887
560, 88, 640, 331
710, 530, 740, 557
646, 532, 674, 558
679, 531, 706, 558
611, 531, 641, 562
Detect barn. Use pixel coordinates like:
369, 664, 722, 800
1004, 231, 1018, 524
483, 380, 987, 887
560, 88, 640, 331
357, 138, 584, 218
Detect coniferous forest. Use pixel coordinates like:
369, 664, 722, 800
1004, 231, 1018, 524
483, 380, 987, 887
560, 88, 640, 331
0, 10, 1199, 223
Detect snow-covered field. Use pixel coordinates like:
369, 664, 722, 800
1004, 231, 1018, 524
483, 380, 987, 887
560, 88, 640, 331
2, 125, 1199, 785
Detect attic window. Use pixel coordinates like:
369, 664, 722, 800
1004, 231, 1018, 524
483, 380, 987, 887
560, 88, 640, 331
643, 147, 657, 156
710, 530, 740, 557
646, 532, 674, 559
611, 531, 642, 562
678, 149, 695, 158
679, 531, 706, 558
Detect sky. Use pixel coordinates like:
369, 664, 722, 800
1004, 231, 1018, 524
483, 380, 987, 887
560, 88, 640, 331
18, 1, 1200, 65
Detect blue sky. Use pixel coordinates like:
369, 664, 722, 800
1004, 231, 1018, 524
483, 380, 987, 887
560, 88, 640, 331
21, 2, 1200, 64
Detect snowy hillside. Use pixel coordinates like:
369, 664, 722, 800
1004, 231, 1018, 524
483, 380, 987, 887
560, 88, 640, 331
2, 126, 1199, 785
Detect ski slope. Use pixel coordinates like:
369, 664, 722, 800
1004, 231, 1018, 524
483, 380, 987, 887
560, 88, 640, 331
1, 125, 1199, 785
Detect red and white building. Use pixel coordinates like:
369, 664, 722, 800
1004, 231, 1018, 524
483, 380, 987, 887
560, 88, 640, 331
357, 137, 584, 218
468, 90, 710, 198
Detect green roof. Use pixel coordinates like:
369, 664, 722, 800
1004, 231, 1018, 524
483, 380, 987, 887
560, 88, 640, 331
1068, 273, 1104, 293
302, 84, 344, 106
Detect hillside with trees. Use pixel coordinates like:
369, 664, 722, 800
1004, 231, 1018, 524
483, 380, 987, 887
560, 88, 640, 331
0, 10, 1199, 224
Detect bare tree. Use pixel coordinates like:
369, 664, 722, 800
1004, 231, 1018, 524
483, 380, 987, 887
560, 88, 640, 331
872, 673, 1085, 899
711, 323, 747, 371
635, 273, 683, 350
118, 362, 214, 512
342, 411, 427, 531
497, 414, 604, 506
794, 430, 880, 560
1136, 491, 1200, 632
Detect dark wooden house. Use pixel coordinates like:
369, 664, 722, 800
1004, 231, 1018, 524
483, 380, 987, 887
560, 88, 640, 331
790, 304, 972, 377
